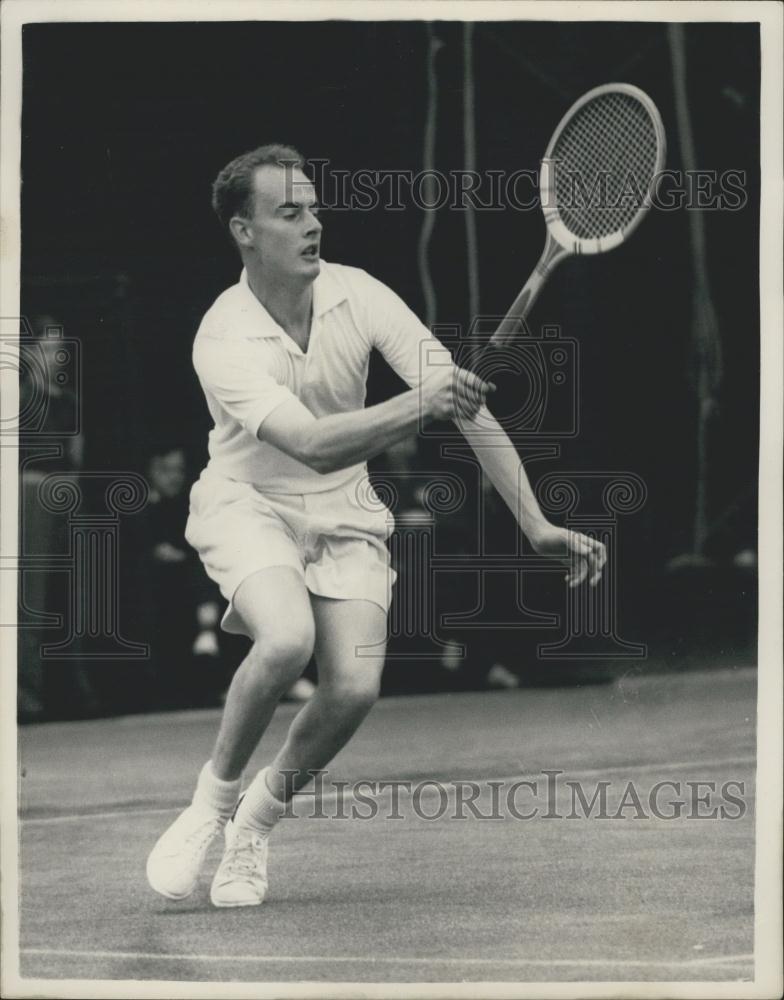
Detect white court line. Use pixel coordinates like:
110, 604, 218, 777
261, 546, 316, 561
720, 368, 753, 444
21, 806, 180, 825
19, 755, 757, 827
20, 947, 754, 970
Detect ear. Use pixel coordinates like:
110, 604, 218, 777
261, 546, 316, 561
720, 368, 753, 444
229, 215, 254, 248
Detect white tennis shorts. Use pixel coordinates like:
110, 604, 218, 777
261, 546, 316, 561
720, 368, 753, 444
185, 470, 397, 636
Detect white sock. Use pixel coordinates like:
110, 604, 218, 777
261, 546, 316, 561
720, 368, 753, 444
234, 767, 288, 838
192, 760, 242, 818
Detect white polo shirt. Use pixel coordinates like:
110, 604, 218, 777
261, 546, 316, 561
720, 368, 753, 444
192, 261, 451, 494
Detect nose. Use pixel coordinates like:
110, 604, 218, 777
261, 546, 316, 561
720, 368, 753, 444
305, 210, 322, 236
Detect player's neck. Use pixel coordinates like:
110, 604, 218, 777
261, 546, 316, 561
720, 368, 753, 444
245, 262, 313, 342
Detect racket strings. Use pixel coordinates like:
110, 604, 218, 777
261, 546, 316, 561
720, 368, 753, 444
552, 92, 660, 241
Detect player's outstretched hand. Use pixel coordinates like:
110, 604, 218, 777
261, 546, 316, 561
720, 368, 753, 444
529, 523, 607, 588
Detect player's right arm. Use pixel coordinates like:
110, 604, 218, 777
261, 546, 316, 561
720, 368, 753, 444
260, 367, 492, 474
193, 333, 492, 476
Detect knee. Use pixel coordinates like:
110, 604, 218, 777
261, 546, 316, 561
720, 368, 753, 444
247, 627, 315, 690
324, 670, 381, 715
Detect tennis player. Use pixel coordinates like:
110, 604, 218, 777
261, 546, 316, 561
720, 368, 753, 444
146, 144, 606, 908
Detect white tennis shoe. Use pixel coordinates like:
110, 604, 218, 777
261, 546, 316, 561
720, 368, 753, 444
210, 816, 269, 908
146, 805, 225, 900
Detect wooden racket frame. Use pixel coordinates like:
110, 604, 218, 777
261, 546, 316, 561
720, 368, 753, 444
490, 83, 667, 348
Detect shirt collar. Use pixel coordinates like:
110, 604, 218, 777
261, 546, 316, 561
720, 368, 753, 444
238, 262, 347, 339
312, 262, 348, 317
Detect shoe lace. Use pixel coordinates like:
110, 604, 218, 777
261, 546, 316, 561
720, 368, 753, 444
184, 814, 223, 856
224, 831, 267, 881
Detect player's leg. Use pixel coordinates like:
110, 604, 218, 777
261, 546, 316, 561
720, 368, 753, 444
210, 566, 315, 779
267, 595, 386, 795
146, 565, 314, 900
210, 597, 386, 907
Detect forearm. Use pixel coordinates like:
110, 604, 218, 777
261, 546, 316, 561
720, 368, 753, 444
259, 361, 491, 475
304, 387, 431, 474
457, 406, 549, 541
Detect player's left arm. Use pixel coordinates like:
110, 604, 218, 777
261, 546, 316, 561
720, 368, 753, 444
457, 406, 606, 587
363, 270, 605, 587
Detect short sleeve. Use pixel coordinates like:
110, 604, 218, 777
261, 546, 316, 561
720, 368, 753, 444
359, 272, 453, 388
192, 336, 296, 438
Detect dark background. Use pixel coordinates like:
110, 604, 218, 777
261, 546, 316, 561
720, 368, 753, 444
20, 20, 760, 683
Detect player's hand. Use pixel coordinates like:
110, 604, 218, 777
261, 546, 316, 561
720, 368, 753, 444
425, 365, 495, 422
529, 523, 607, 588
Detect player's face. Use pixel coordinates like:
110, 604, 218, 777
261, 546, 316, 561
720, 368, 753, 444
243, 165, 322, 282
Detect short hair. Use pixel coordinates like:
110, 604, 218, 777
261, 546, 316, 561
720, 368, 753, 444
211, 143, 306, 232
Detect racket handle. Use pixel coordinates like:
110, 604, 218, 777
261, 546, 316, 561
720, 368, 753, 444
488, 234, 565, 349
488, 270, 547, 348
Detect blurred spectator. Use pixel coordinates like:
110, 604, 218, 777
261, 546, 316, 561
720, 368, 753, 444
436, 475, 525, 690
132, 445, 225, 710
376, 437, 521, 692
18, 315, 97, 721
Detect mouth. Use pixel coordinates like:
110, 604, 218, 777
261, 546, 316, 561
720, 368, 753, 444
301, 243, 320, 260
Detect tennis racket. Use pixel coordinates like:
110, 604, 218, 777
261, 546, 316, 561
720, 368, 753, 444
489, 83, 666, 348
